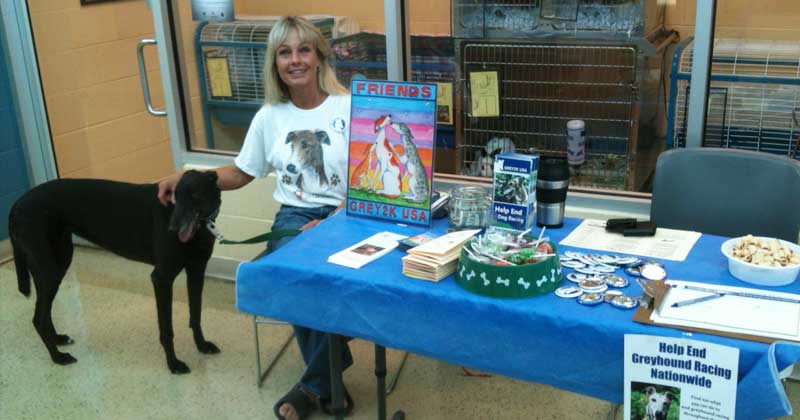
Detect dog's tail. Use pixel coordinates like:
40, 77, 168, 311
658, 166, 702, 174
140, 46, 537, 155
8, 211, 31, 297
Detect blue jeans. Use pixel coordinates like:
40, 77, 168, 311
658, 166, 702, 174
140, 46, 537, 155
266, 204, 353, 399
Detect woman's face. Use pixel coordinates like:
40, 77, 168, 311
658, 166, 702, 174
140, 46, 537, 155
275, 30, 320, 94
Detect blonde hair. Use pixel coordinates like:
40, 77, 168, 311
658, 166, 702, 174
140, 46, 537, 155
263, 16, 347, 104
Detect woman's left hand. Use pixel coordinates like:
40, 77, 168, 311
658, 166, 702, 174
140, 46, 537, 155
300, 219, 322, 231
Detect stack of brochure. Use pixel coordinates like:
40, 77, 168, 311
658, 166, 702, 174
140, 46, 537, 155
328, 231, 407, 269
401, 229, 481, 281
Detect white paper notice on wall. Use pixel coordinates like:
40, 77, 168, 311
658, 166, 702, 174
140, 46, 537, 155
191, 0, 234, 22
624, 334, 738, 420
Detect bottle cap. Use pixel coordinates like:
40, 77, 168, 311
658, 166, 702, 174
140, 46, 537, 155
567, 120, 585, 130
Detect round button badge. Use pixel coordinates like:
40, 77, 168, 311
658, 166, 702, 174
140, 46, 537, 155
555, 286, 583, 298
604, 274, 629, 288
603, 290, 623, 302
609, 295, 639, 309
640, 264, 667, 281
577, 292, 604, 306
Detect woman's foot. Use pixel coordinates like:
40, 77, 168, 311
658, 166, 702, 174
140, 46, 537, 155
274, 386, 318, 420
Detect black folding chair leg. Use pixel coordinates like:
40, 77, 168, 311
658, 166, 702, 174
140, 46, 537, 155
386, 350, 409, 395
253, 315, 295, 387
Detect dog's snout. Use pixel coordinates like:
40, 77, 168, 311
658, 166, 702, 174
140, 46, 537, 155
286, 164, 297, 174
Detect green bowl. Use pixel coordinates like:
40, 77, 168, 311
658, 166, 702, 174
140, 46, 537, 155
455, 241, 562, 298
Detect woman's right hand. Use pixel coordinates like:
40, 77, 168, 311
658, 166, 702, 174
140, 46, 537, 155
157, 171, 184, 206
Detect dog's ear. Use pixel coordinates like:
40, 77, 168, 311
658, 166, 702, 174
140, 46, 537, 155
315, 130, 330, 145
285, 131, 297, 144
665, 392, 674, 402
644, 386, 656, 396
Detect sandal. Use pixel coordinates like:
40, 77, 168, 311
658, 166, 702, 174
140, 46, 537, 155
274, 385, 317, 420
319, 386, 354, 416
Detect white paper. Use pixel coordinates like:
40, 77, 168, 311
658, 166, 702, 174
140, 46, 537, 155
408, 229, 481, 257
558, 219, 701, 262
624, 335, 738, 420
652, 280, 800, 341
327, 231, 407, 269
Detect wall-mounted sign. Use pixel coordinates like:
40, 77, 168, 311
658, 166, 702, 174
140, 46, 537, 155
191, 0, 234, 22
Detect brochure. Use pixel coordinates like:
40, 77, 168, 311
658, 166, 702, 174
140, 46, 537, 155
328, 231, 407, 269
398, 232, 439, 251
624, 334, 738, 420
401, 229, 480, 281
346, 80, 437, 226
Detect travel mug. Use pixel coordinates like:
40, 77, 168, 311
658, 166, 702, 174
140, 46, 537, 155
536, 158, 570, 228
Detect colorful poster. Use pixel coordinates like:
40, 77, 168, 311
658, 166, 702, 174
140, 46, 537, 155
624, 335, 738, 420
347, 80, 437, 226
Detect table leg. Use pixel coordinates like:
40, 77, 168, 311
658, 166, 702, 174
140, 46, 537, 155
376, 344, 406, 420
329, 334, 345, 420
375, 344, 387, 420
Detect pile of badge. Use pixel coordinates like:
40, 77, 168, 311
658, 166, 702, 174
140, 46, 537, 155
554, 250, 667, 309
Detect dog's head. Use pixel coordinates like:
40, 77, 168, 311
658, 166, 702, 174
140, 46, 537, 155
644, 386, 675, 420
169, 170, 221, 243
285, 130, 329, 186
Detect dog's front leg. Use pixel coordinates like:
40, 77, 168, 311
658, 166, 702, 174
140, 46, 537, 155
185, 260, 220, 355
151, 268, 189, 374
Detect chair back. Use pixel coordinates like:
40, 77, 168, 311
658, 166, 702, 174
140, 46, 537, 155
650, 148, 800, 242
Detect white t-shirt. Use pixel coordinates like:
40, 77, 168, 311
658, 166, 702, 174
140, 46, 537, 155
235, 94, 351, 208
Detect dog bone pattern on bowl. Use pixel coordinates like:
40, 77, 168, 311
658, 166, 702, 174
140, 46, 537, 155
721, 236, 800, 287
456, 240, 562, 298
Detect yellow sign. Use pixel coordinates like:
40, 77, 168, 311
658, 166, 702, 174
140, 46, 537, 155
206, 56, 232, 98
435, 82, 453, 125
469, 71, 499, 117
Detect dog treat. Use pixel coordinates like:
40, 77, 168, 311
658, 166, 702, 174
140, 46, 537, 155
731, 235, 800, 267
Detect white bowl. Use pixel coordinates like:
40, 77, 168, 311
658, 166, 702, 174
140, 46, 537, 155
721, 237, 800, 286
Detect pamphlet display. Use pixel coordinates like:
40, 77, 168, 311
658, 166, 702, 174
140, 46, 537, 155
491, 152, 539, 232
624, 334, 738, 420
346, 80, 437, 226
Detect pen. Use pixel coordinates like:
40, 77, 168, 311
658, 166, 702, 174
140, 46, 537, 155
670, 293, 722, 308
672, 284, 800, 305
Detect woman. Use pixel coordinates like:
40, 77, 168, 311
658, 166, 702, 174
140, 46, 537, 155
157, 16, 353, 420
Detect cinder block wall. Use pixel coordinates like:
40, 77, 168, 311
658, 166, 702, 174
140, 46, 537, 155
28, 0, 173, 182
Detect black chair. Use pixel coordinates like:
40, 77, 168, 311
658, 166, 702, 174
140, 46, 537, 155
651, 147, 800, 242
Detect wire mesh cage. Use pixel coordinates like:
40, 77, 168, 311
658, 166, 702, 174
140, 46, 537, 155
197, 18, 336, 106
331, 33, 458, 148
458, 41, 639, 190
668, 38, 800, 160
331, 32, 456, 85
452, 0, 661, 39
194, 18, 340, 149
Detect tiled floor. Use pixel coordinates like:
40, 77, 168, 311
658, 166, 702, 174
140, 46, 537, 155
1, 246, 798, 420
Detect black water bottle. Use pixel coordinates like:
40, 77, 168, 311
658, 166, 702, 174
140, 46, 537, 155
536, 158, 570, 228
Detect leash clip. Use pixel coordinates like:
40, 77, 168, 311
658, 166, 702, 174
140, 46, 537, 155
206, 220, 224, 241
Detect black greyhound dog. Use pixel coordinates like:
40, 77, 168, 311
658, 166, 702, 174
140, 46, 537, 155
8, 170, 222, 374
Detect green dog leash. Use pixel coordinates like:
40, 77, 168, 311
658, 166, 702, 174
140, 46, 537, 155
206, 221, 301, 245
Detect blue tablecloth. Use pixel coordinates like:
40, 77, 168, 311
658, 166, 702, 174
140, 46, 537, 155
236, 213, 800, 419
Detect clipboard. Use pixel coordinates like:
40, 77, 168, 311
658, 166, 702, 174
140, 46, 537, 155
632, 280, 790, 344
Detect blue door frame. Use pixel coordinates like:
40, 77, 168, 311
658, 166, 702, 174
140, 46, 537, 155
0, 17, 31, 240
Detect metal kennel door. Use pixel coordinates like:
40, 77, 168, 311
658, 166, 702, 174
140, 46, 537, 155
459, 41, 639, 190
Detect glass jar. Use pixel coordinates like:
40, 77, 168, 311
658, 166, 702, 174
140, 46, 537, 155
448, 185, 490, 229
